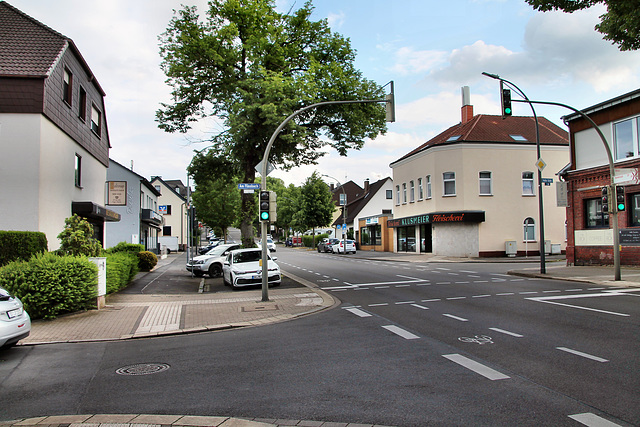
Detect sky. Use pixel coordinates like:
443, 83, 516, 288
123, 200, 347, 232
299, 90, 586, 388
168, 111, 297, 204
8, 0, 640, 189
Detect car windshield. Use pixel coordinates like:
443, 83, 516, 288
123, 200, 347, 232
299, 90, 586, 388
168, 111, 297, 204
233, 251, 264, 264
208, 245, 234, 256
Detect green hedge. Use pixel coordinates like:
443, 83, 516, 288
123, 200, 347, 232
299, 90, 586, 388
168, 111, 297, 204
105, 252, 139, 294
0, 253, 97, 320
0, 231, 48, 266
106, 242, 144, 254
137, 251, 158, 271
303, 233, 329, 248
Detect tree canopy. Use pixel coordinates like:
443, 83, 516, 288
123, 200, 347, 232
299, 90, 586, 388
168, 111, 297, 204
525, 0, 640, 51
157, 0, 387, 245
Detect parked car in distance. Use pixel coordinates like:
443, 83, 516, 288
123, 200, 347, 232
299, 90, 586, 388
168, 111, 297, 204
222, 248, 281, 289
259, 238, 276, 252
198, 240, 221, 255
317, 238, 340, 253
0, 286, 31, 348
187, 243, 241, 277
332, 239, 356, 254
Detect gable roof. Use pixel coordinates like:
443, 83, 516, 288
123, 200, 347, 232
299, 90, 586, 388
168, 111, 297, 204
150, 176, 188, 202
330, 180, 363, 206
332, 177, 391, 226
108, 159, 161, 197
0, 1, 105, 94
390, 114, 568, 166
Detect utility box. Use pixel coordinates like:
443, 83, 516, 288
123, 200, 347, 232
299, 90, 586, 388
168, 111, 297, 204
544, 240, 551, 255
89, 257, 107, 309
505, 240, 517, 257
551, 244, 561, 255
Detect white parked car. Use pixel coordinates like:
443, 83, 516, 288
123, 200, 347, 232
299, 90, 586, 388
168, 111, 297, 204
332, 239, 357, 254
259, 238, 276, 252
186, 243, 240, 277
222, 248, 281, 289
0, 286, 31, 348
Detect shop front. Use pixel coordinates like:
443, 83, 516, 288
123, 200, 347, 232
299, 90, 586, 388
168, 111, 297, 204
358, 214, 393, 252
388, 211, 485, 256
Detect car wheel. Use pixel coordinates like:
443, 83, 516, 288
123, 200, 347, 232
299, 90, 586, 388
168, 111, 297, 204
208, 263, 222, 277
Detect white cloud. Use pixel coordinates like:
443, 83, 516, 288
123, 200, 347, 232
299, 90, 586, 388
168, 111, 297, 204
327, 11, 346, 28
389, 46, 448, 76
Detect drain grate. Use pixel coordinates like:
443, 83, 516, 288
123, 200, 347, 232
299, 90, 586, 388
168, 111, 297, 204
241, 304, 279, 312
116, 363, 170, 376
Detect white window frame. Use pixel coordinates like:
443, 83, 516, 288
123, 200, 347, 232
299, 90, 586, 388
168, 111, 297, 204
443, 172, 456, 196
418, 178, 423, 201
522, 171, 535, 196
523, 217, 536, 242
402, 183, 407, 204
91, 103, 102, 136
613, 116, 640, 160
479, 171, 492, 196
426, 175, 432, 199
395, 185, 400, 205
409, 180, 415, 203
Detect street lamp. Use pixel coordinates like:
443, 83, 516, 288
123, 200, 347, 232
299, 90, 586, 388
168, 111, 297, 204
322, 174, 347, 255
482, 72, 546, 274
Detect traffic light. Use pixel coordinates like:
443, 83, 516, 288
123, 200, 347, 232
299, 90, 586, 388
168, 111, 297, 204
601, 186, 610, 213
501, 88, 512, 118
259, 190, 270, 221
268, 191, 277, 222
616, 186, 626, 212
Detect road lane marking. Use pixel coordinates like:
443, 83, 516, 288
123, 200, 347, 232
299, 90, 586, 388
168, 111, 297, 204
442, 354, 510, 380
395, 300, 416, 305
557, 347, 608, 363
569, 413, 622, 426
411, 304, 429, 310
345, 307, 372, 317
443, 314, 468, 322
368, 303, 389, 307
472, 295, 491, 298
496, 292, 514, 296
527, 292, 632, 317
422, 298, 441, 302
446, 297, 466, 300
489, 327, 523, 338
382, 325, 420, 340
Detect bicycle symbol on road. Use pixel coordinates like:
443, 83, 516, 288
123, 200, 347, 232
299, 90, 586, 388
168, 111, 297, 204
458, 335, 494, 345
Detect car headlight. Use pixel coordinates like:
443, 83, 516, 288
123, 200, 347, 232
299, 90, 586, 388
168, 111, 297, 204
194, 260, 205, 265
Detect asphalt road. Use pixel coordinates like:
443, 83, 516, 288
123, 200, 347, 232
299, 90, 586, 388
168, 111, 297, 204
0, 247, 637, 426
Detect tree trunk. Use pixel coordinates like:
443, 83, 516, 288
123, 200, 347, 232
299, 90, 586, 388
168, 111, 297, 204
240, 165, 257, 248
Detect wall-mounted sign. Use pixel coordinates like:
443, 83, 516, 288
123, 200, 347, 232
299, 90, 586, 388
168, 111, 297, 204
387, 211, 485, 228
158, 205, 168, 214
107, 181, 127, 206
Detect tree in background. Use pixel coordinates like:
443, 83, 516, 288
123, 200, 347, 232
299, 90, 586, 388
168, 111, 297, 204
57, 214, 102, 257
525, 0, 639, 51
299, 172, 334, 247
157, 0, 387, 247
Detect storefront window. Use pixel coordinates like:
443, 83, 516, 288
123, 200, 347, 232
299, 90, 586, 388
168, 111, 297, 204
585, 198, 609, 228
397, 226, 416, 252
361, 224, 382, 246
632, 193, 640, 227
420, 224, 432, 253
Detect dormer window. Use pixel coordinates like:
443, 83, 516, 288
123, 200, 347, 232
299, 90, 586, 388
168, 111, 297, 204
510, 134, 527, 141
446, 135, 461, 142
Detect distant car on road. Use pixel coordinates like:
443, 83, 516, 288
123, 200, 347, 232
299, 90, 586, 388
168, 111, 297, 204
0, 286, 30, 348
317, 238, 339, 253
332, 239, 356, 254
259, 238, 276, 252
187, 243, 241, 277
222, 248, 281, 289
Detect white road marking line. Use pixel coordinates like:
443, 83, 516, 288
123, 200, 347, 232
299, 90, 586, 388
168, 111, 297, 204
489, 327, 523, 338
543, 290, 562, 293
557, 347, 608, 363
411, 304, 429, 310
455, 281, 470, 284
527, 292, 631, 317
568, 413, 622, 426
446, 296, 466, 300
519, 291, 538, 295
369, 303, 389, 307
422, 298, 441, 302
395, 284, 411, 288
442, 354, 510, 380
472, 294, 491, 298
395, 300, 416, 305
345, 307, 372, 317
474, 280, 489, 283
382, 325, 420, 340
375, 286, 390, 289
443, 314, 468, 322
492, 274, 511, 277
496, 292, 515, 296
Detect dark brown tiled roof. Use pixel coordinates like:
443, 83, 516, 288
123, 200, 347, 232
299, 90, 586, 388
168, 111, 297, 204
391, 114, 569, 166
332, 177, 391, 226
0, 1, 68, 77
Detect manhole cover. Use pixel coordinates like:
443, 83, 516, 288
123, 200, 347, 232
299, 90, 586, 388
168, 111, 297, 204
116, 363, 170, 376
241, 304, 279, 312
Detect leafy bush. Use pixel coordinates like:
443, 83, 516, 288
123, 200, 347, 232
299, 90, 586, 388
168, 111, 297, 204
106, 241, 144, 254
0, 253, 97, 320
303, 233, 329, 248
0, 231, 48, 267
57, 214, 102, 257
137, 251, 158, 271
105, 251, 139, 293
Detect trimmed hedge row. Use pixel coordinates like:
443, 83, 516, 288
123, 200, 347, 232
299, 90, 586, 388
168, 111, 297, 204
0, 231, 48, 266
105, 252, 139, 294
0, 253, 97, 320
303, 233, 329, 248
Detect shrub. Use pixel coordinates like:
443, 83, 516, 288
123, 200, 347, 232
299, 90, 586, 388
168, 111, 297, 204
0, 231, 48, 266
0, 253, 97, 320
137, 251, 158, 271
57, 214, 102, 257
105, 251, 139, 293
303, 233, 329, 248
106, 241, 144, 254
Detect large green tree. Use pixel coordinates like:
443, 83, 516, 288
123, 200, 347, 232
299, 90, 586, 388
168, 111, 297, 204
157, 0, 387, 246
525, 0, 640, 51
299, 172, 334, 247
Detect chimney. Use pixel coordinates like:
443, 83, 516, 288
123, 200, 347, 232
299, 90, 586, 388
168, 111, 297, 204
330, 183, 335, 192
364, 179, 370, 194
461, 86, 473, 124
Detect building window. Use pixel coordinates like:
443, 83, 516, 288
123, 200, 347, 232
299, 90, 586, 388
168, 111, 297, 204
402, 183, 407, 204
443, 172, 456, 196
479, 171, 492, 195
632, 193, 640, 227
523, 217, 535, 242
74, 154, 82, 187
613, 117, 639, 160
91, 104, 102, 136
522, 172, 534, 195
395, 185, 400, 205
78, 87, 87, 121
585, 198, 609, 228
418, 178, 423, 200
409, 180, 415, 203
386, 189, 392, 199
426, 175, 432, 199
63, 68, 73, 106
154, 185, 161, 193
361, 224, 382, 246
163, 226, 172, 236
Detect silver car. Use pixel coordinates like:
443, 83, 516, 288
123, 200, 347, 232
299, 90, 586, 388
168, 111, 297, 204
186, 243, 240, 277
0, 286, 31, 348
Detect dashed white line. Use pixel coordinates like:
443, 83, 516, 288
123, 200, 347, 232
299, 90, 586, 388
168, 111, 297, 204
489, 327, 523, 338
382, 325, 420, 340
442, 354, 510, 380
569, 413, 622, 426
472, 294, 491, 298
557, 347, 609, 363
446, 297, 466, 300
411, 304, 429, 310
344, 307, 372, 317
422, 298, 441, 302
496, 292, 515, 296
443, 314, 468, 322
369, 303, 389, 307
395, 300, 416, 305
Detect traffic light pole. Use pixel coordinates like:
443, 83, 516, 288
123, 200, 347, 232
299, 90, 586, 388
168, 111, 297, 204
258, 89, 395, 301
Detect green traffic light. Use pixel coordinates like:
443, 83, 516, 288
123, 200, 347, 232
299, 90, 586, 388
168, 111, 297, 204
618, 203, 625, 212
260, 211, 269, 220
504, 107, 511, 114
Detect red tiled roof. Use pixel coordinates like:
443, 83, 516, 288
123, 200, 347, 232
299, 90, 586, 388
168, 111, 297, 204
0, 1, 68, 77
391, 114, 569, 166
